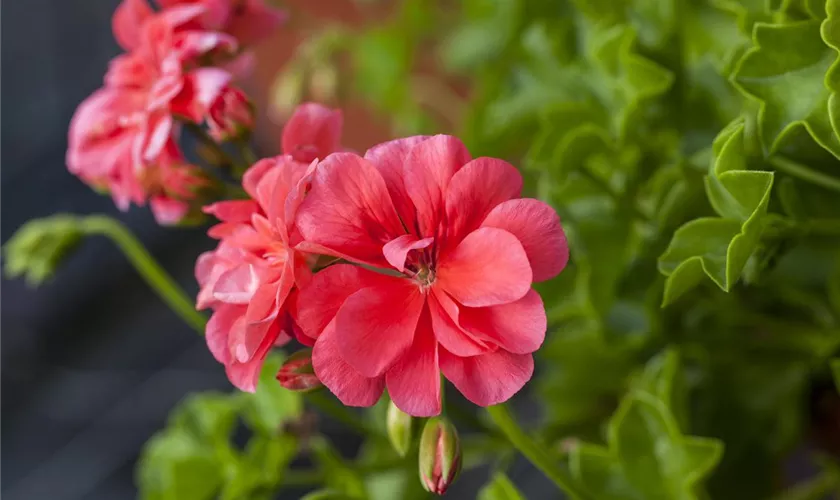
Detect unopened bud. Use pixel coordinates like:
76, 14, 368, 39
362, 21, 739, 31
418, 417, 461, 495
208, 86, 254, 142
276, 349, 321, 391
386, 401, 413, 457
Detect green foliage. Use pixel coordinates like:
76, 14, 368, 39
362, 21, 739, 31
477, 473, 524, 500
3, 215, 83, 285
137, 354, 303, 500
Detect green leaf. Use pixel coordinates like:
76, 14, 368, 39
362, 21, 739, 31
241, 353, 303, 435
311, 437, 369, 499
631, 349, 688, 429
732, 20, 840, 158
220, 434, 299, 500
3, 215, 83, 286
570, 393, 723, 500
137, 429, 223, 500
440, 0, 520, 72
478, 473, 524, 500
659, 122, 774, 305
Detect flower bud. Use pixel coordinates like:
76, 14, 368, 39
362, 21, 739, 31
276, 349, 321, 391
418, 417, 462, 495
208, 86, 254, 142
386, 401, 413, 457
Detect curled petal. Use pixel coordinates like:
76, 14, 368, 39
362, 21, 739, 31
444, 157, 522, 248
383, 235, 434, 273
440, 348, 533, 407
335, 277, 424, 378
436, 227, 532, 307
481, 199, 568, 282
212, 263, 260, 304
312, 320, 385, 407
386, 308, 441, 417
428, 289, 489, 357
171, 68, 232, 122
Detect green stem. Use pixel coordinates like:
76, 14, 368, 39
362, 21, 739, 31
306, 390, 385, 440
236, 138, 258, 167
184, 122, 247, 173
769, 156, 840, 193
78, 215, 207, 333
486, 404, 591, 500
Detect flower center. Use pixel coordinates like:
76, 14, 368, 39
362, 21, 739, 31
415, 264, 435, 289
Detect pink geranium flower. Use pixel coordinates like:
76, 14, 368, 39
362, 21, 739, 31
294, 135, 568, 416
196, 103, 343, 391
67, 4, 236, 224
116, 0, 285, 50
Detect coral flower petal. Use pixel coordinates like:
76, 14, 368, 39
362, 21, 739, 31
460, 289, 547, 354
444, 157, 522, 247
212, 263, 260, 304
296, 153, 405, 267
383, 235, 434, 273
386, 309, 441, 417
335, 278, 425, 378
312, 320, 386, 407
428, 288, 489, 357
481, 199, 569, 282
364, 136, 428, 230
203, 200, 260, 222
436, 227, 532, 307
440, 348, 534, 407
281, 102, 343, 163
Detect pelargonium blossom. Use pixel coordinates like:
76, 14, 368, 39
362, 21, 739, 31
196, 103, 344, 391
67, 4, 239, 224
294, 135, 568, 416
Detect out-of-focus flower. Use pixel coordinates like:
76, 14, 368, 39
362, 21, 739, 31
280, 102, 344, 163
156, 0, 287, 46
294, 135, 569, 416
68, 4, 235, 224
207, 85, 254, 141
418, 417, 461, 495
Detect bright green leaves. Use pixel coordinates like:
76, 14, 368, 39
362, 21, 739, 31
3, 215, 83, 286
659, 121, 774, 305
822, 0, 840, 145
570, 352, 723, 500
733, 19, 840, 158
137, 354, 303, 500
440, 0, 521, 72
478, 473, 525, 500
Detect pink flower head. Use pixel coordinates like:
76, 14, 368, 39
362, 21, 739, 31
294, 135, 569, 416
68, 4, 236, 223
196, 157, 317, 391
195, 103, 344, 391
206, 85, 254, 141
156, 0, 287, 46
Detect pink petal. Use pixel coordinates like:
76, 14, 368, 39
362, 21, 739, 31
172, 68, 232, 122
281, 102, 342, 163
150, 195, 189, 225
403, 135, 471, 237
335, 277, 425, 377
242, 158, 279, 199
203, 200, 260, 222
226, 319, 281, 392
195, 251, 216, 288
112, 0, 153, 51
383, 235, 434, 272
212, 263, 260, 304
206, 304, 245, 364
428, 288, 489, 357
444, 157, 522, 248
312, 319, 385, 407
296, 152, 406, 267
386, 308, 441, 417
364, 136, 428, 232
294, 264, 390, 339
440, 348, 534, 407
481, 199, 568, 282
460, 290, 546, 354
436, 227, 532, 307
225, 0, 287, 46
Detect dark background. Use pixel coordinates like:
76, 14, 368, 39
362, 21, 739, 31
0, 1, 553, 498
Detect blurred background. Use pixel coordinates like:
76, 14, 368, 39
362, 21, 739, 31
0, 1, 547, 498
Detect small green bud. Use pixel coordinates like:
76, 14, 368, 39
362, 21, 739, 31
418, 417, 461, 495
386, 401, 413, 457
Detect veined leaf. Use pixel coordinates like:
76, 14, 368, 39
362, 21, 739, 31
733, 20, 840, 159
570, 393, 723, 500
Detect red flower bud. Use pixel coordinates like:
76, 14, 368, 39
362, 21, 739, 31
276, 349, 321, 391
418, 417, 462, 495
208, 86, 254, 142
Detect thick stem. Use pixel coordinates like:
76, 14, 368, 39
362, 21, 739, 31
78, 215, 207, 333
769, 156, 840, 193
486, 404, 591, 500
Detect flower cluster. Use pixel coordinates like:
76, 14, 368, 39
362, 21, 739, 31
198, 113, 569, 415
67, 0, 282, 224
